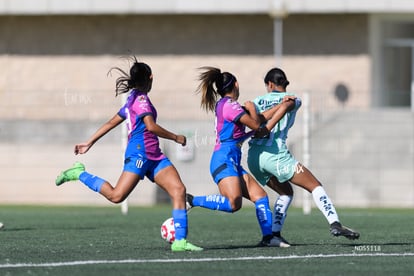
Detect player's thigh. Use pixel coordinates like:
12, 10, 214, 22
217, 176, 243, 202
247, 153, 270, 187
154, 165, 186, 198
267, 176, 294, 196
109, 171, 141, 200
289, 164, 321, 192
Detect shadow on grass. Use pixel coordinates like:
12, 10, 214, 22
291, 242, 413, 247
1, 226, 98, 231
202, 244, 260, 250
342, 242, 413, 246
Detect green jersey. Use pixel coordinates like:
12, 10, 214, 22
249, 92, 302, 153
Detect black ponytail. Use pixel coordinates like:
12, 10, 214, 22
108, 56, 153, 96
196, 66, 237, 112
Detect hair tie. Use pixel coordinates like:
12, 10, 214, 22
221, 75, 235, 91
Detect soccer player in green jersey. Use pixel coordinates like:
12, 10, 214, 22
247, 68, 360, 246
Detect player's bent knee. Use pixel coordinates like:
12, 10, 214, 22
106, 192, 127, 204
168, 184, 186, 199
231, 205, 242, 212
230, 197, 243, 212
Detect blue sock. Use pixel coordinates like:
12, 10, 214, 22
79, 171, 105, 192
172, 209, 187, 241
192, 195, 233, 213
255, 196, 273, 236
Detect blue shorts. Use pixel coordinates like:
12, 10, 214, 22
210, 144, 248, 184
123, 154, 172, 182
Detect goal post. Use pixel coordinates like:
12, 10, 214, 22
302, 91, 312, 215
121, 93, 129, 215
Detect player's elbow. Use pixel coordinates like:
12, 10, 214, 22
146, 123, 158, 133
285, 101, 296, 112
249, 121, 262, 131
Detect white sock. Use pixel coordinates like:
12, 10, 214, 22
312, 186, 339, 225
272, 195, 292, 233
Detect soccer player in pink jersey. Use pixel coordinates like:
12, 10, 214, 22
186, 67, 295, 247
55, 56, 202, 252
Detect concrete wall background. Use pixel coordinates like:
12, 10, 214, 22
1, 13, 412, 207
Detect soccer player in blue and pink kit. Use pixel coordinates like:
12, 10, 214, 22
186, 67, 295, 247
55, 57, 202, 252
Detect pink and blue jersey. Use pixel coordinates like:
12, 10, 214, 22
214, 97, 247, 151
118, 89, 165, 160
210, 96, 249, 184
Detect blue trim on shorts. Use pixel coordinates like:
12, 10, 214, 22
123, 155, 172, 182
210, 144, 248, 184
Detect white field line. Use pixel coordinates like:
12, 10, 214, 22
1, 253, 413, 269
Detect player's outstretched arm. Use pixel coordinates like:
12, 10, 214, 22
143, 115, 187, 146
239, 101, 263, 130
264, 100, 295, 131
74, 114, 124, 155
253, 97, 296, 138
260, 95, 296, 121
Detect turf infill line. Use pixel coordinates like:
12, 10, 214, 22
1, 253, 414, 268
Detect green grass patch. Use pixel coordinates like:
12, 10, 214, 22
0, 205, 413, 275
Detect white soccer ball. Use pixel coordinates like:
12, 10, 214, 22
160, 217, 175, 243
